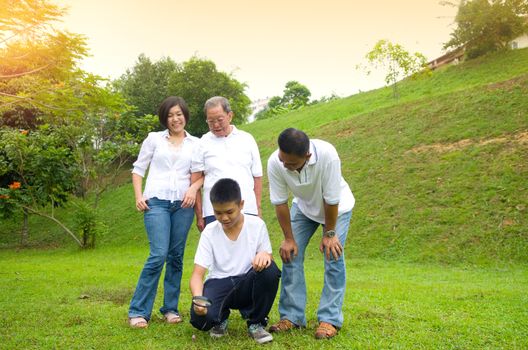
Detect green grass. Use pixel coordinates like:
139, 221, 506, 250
1, 245, 527, 349
1, 48, 528, 348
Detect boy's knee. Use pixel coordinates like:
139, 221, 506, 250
189, 308, 214, 331
258, 260, 281, 281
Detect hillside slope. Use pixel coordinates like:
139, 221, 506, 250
1, 49, 527, 264
245, 48, 528, 264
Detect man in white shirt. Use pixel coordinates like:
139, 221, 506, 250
189, 178, 280, 344
267, 128, 355, 340
191, 96, 263, 231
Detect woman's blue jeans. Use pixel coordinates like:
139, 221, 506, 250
129, 198, 194, 320
278, 202, 352, 328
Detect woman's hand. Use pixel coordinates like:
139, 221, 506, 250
135, 196, 150, 212
181, 187, 197, 208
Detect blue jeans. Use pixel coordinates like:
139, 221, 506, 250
278, 203, 352, 328
129, 198, 194, 320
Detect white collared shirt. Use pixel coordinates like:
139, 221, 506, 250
191, 125, 263, 217
132, 129, 199, 201
267, 139, 355, 224
194, 214, 272, 280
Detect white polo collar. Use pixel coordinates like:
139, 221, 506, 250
307, 141, 318, 165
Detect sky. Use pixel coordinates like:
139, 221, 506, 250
55, 0, 458, 101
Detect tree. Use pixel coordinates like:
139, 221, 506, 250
281, 81, 311, 107
443, 0, 528, 59
0, 0, 89, 121
113, 54, 178, 117
360, 40, 428, 98
255, 81, 312, 121
0, 126, 84, 246
0, 0, 140, 247
167, 57, 251, 136
267, 96, 282, 109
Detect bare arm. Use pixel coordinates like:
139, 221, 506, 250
323, 201, 338, 231
275, 203, 293, 240
253, 176, 263, 217
182, 172, 204, 208
190, 264, 207, 296
191, 172, 205, 232
132, 173, 149, 211
275, 203, 298, 263
190, 264, 208, 315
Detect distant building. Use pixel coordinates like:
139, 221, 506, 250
247, 98, 270, 122
427, 47, 465, 70
510, 33, 528, 49
428, 33, 528, 70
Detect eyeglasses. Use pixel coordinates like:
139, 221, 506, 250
206, 117, 225, 125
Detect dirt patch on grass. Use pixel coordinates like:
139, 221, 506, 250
80, 286, 133, 305
486, 74, 528, 91
407, 130, 528, 154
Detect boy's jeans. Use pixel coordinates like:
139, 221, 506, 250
278, 202, 352, 328
129, 198, 194, 320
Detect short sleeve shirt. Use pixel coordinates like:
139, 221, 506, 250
194, 214, 272, 280
191, 126, 262, 217
267, 139, 355, 223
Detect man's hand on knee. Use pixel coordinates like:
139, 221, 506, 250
319, 236, 343, 261
279, 239, 298, 263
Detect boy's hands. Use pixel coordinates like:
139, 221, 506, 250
193, 302, 208, 316
252, 252, 271, 272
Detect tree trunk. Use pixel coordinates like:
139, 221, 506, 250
22, 205, 84, 247
20, 208, 29, 246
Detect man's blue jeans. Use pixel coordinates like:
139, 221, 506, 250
129, 198, 194, 320
278, 202, 352, 328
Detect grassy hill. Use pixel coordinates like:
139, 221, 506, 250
1, 48, 527, 265
244, 48, 528, 265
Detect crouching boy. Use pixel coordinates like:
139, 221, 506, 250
189, 178, 281, 344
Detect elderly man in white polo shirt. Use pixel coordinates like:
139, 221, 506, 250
191, 96, 263, 231
267, 128, 354, 340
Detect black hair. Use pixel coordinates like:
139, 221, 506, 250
158, 96, 190, 128
210, 178, 241, 204
278, 128, 310, 157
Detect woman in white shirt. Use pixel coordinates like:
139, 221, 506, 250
128, 96, 203, 328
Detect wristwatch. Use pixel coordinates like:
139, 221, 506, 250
323, 229, 336, 238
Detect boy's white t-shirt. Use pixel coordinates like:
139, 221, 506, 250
194, 214, 272, 280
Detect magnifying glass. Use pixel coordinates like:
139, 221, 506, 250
192, 296, 212, 308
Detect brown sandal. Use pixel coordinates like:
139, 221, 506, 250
315, 322, 338, 339
129, 317, 148, 328
268, 319, 299, 333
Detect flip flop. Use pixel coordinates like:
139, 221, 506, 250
129, 317, 148, 328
